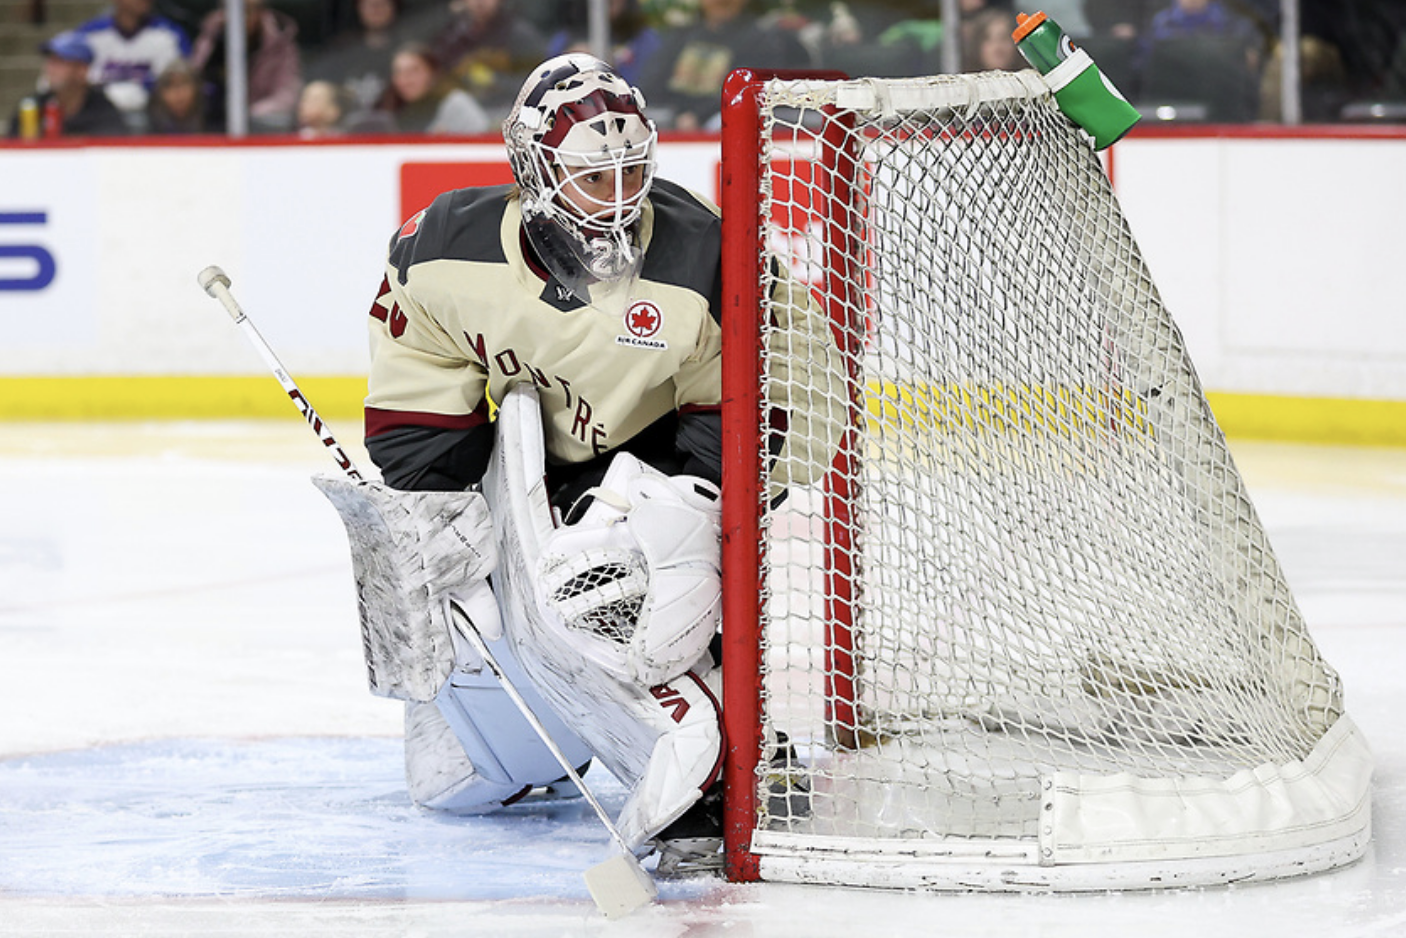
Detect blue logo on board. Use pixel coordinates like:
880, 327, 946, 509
1, 212, 57, 291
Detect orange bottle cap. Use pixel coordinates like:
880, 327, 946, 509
1012, 11, 1047, 43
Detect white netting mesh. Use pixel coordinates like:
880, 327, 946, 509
748, 73, 1345, 847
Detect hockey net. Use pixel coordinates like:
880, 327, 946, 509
717, 69, 1371, 890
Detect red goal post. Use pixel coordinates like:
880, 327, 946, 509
719, 68, 860, 884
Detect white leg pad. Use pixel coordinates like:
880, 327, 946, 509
404, 699, 528, 813
484, 386, 724, 849
616, 670, 725, 848
315, 412, 599, 814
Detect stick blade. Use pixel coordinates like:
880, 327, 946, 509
584, 852, 657, 919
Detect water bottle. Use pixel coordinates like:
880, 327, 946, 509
41, 98, 63, 138
1012, 11, 1140, 150
17, 97, 39, 140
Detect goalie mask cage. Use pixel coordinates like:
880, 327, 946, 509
717, 69, 1372, 891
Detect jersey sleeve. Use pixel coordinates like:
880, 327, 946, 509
365, 266, 489, 430
364, 239, 494, 490
663, 223, 844, 497
671, 305, 723, 412
670, 237, 724, 483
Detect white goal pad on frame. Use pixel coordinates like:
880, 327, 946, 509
717, 68, 1372, 891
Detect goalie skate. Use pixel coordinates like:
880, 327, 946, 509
651, 781, 723, 876
652, 733, 810, 877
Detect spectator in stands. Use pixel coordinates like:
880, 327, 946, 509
6, 31, 130, 138
823, 0, 1017, 78
296, 79, 351, 137
432, 0, 549, 119
544, 0, 661, 86
190, 0, 304, 132
1257, 34, 1352, 122
1299, 0, 1406, 109
961, 6, 1021, 72
1082, 0, 1156, 40
145, 57, 209, 133
635, 0, 809, 129
72, 0, 191, 124
641, 0, 700, 28
371, 41, 493, 133
1135, 0, 1263, 119
809, 0, 935, 78
1138, 0, 1260, 64
306, 0, 419, 118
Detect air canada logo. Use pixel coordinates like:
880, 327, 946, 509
617, 299, 667, 350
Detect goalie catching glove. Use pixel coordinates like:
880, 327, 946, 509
537, 452, 722, 688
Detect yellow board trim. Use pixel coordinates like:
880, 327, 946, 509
865, 379, 1156, 441
1203, 392, 1406, 447
0, 376, 367, 421
0, 377, 1402, 448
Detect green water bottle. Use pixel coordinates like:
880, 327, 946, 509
1012, 11, 1140, 150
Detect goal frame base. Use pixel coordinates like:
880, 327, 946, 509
752, 827, 1372, 893
743, 712, 1372, 890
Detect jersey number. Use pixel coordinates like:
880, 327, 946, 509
369, 277, 408, 338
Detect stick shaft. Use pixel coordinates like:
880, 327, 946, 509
200, 270, 363, 480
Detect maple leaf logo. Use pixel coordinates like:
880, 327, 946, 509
625, 301, 662, 338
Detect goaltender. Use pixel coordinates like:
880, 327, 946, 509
333, 53, 842, 871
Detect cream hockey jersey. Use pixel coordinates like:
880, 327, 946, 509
365, 180, 728, 493
365, 179, 845, 499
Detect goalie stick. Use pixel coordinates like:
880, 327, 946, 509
195, 265, 657, 918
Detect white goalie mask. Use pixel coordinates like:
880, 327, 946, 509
504, 54, 658, 296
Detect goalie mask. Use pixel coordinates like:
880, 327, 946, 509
504, 54, 657, 298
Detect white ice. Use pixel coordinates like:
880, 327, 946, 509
1, 423, 1403, 937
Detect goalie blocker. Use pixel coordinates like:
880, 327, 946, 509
315, 474, 599, 811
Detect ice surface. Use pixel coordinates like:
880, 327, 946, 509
1, 424, 1403, 937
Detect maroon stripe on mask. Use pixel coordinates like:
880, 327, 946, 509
539, 90, 644, 150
